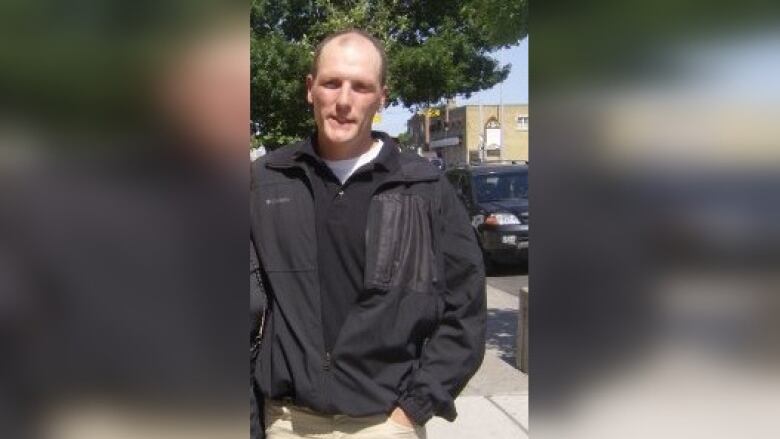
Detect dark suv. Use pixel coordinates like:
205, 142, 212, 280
446, 164, 529, 266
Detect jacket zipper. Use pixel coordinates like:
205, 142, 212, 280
323, 351, 331, 371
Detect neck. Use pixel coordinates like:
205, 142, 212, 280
317, 132, 375, 161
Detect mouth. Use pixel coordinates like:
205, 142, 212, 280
327, 116, 356, 127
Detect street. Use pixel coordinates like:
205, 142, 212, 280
486, 261, 528, 367
427, 260, 529, 439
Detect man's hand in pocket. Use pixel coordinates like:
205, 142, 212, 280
390, 406, 415, 428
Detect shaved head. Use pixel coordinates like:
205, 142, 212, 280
311, 29, 387, 86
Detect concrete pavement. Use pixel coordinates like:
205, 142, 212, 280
427, 283, 528, 438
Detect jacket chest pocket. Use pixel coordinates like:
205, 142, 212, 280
253, 182, 316, 272
364, 193, 437, 293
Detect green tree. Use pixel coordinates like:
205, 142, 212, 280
395, 131, 413, 151
251, 0, 528, 149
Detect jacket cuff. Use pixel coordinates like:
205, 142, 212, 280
397, 393, 434, 426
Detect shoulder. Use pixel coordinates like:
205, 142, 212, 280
262, 140, 308, 164
396, 151, 444, 180
397, 150, 432, 165
251, 139, 308, 171
251, 140, 309, 190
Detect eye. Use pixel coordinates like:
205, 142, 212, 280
353, 82, 375, 93
322, 80, 340, 89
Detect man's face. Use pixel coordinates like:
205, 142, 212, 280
307, 36, 386, 153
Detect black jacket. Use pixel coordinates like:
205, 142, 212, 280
250, 133, 486, 425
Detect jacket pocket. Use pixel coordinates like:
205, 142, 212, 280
365, 193, 436, 294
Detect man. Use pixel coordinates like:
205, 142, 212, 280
250, 29, 486, 438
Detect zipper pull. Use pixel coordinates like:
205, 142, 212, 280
323, 352, 331, 371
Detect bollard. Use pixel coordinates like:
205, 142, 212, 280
517, 286, 529, 373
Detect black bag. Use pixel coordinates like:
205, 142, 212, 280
250, 238, 268, 439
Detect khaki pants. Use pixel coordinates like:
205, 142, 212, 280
265, 401, 427, 439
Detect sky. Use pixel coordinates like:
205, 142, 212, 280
373, 37, 529, 136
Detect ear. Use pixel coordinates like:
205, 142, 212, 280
306, 74, 314, 104
379, 85, 388, 109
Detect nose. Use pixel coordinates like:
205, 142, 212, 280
335, 84, 351, 111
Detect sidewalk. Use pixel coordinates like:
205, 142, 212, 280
427, 284, 528, 438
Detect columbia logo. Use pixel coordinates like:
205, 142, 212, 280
265, 197, 291, 205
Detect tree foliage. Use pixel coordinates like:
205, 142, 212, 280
395, 131, 412, 149
251, 0, 527, 148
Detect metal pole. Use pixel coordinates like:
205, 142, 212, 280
499, 49, 504, 161
424, 109, 430, 153
478, 100, 484, 163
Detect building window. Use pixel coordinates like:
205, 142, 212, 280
516, 115, 529, 131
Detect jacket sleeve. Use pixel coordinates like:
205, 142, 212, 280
397, 179, 487, 425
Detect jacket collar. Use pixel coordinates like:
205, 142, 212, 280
297, 131, 396, 172
266, 131, 439, 183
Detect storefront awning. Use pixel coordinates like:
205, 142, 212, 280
430, 136, 460, 148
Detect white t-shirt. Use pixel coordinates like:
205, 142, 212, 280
322, 139, 384, 184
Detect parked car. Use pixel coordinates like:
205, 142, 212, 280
446, 163, 529, 266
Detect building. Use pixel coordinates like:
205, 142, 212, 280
407, 103, 528, 167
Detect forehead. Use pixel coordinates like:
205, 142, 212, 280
316, 35, 382, 82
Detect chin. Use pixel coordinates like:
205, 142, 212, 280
322, 127, 358, 146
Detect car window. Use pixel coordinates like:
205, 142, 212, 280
473, 172, 528, 202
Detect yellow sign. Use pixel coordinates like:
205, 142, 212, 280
373, 113, 382, 124
416, 108, 441, 117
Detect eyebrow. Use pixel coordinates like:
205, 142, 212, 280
316, 73, 379, 86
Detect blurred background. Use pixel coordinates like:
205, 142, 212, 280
0, 1, 248, 438
531, 1, 780, 438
